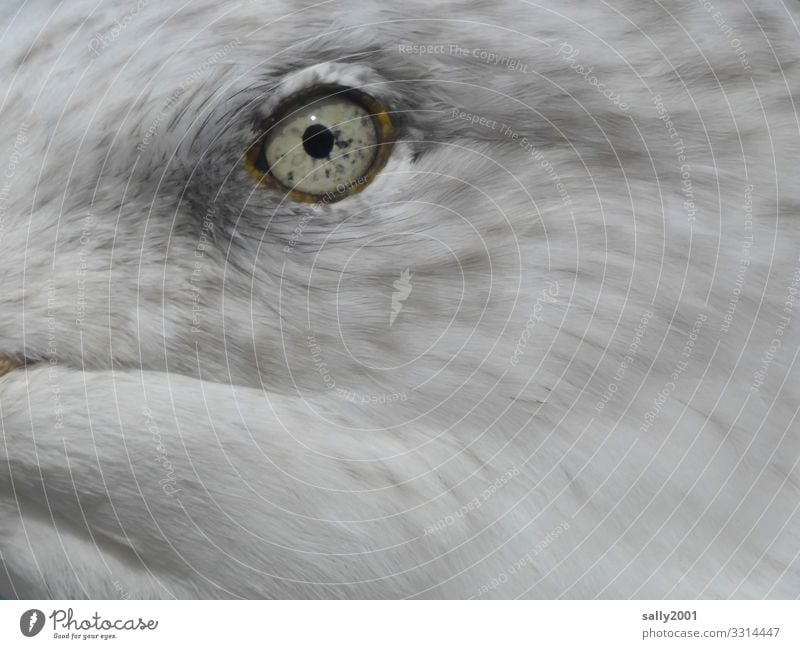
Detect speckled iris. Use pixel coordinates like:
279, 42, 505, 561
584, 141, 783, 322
263, 95, 379, 195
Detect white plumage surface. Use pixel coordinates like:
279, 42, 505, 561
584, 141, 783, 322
0, 0, 798, 598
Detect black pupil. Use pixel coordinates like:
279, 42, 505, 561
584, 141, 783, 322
302, 124, 335, 159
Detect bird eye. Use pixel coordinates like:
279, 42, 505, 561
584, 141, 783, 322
246, 85, 394, 203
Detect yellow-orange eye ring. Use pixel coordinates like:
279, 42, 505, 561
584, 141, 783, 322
245, 85, 395, 203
